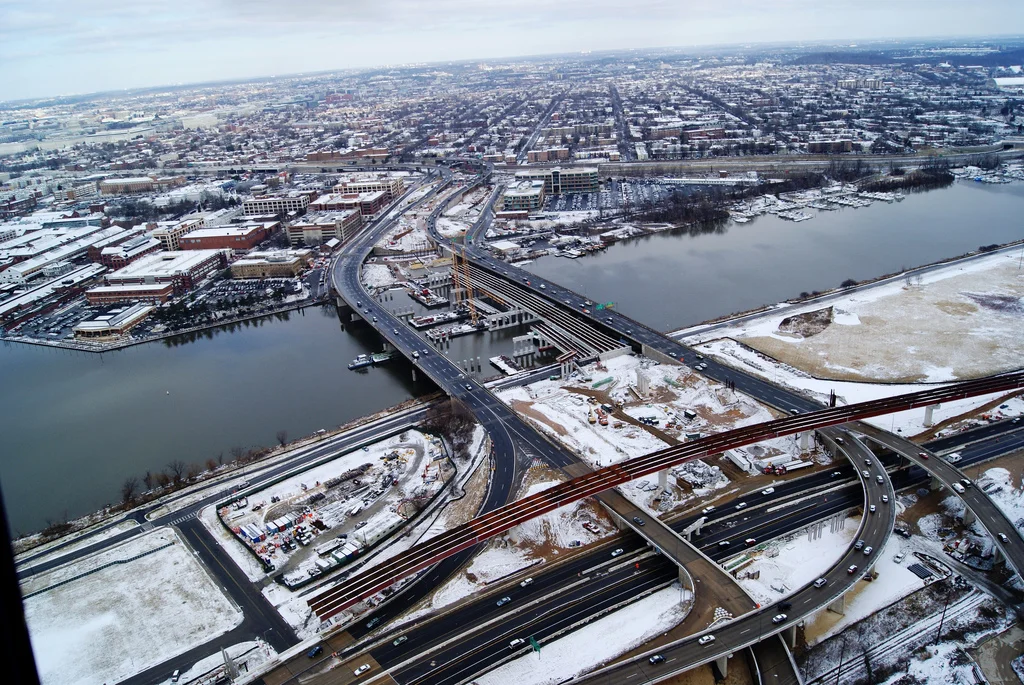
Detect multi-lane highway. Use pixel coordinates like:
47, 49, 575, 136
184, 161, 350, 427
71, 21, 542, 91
294, 419, 1024, 685
322, 164, 1024, 684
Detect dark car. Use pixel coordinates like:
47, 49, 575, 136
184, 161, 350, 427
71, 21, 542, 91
632, 516, 645, 526
307, 645, 324, 658
649, 654, 665, 664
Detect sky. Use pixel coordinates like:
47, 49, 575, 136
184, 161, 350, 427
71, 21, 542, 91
1, 0, 1023, 102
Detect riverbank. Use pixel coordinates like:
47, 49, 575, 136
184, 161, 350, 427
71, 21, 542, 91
1, 295, 331, 354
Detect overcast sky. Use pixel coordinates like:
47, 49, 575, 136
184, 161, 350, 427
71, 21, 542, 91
2, 0, 1022, 102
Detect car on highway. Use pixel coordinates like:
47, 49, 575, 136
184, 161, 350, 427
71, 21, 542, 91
509, 638, 526, 650
848, 565, 859, 574
772, 614, 787, 624
864, 546, 873, 556
876, 475, 884, 484
864, 458, 872, 466
632, 516, 645, 526
814, 578, 828, 588
869, 505, 877, 514
718, 541, 731, 548
998, 533, 1010, 543
354, 664, 371, 676
745, 538, 757, 546
611, 548, 624, 557
702, 506, 716, 514
854, 540, 865, 550
881, 495, 889, 503
960, 478, 972, 488
307, 645, 324, 658
366, 617, 381, 629
918, 452, 929, 459
761, 487, 775, 496
735, 501, 748, 510
835, 436, 845, 445
496, 596, 512, 607
393, 635, 408, 646
862, 470, 870, 478
698, 634, 716, 646
465, 384, 473, 391
649, 654, 665, 664
171, 670, 180, 683
520, 577, 534, 587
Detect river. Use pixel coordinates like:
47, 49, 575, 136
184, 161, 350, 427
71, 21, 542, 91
2, 180, 1023, 534
524, 180, 1024, 331
0, 308, 421, 535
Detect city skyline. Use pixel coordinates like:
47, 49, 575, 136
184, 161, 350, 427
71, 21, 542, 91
2, 0, 1024, 101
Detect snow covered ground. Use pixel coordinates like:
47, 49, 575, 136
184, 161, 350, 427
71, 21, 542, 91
476, 586, 687, 685
694, 337, 1018, 436
801, 529, 937, 647
435, 216, 470, 238
23, 527, 242, 685
169, 640, 276, 685
683, 248, 1024, 383
362, 262, 399, 289
498, 353, 806, 513
735, 515, 859, 605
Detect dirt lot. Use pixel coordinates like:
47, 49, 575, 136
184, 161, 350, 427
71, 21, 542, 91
735, 252, 1024, 383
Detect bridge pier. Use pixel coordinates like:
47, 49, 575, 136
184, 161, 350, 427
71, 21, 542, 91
782, 624, 797, 649
658, 468, 668, 492
715, 655, 730, 679
411, 368, 417, 382
931, 476, 944, 491
924, 403, 940, 427
963, 507, 977, 527
800, 430, 812, 452
828, 592, 846, 615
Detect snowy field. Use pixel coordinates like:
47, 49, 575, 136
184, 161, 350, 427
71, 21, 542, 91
24, 528, 241, 685
686, 249, 1024, 383
694, 337, 1019, 436
476, 586, 687, 685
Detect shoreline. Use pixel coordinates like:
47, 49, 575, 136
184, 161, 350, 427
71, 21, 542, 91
1, 296, 331, 355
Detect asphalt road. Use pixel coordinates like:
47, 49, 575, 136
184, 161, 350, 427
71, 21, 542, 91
293, 420, 1024, 685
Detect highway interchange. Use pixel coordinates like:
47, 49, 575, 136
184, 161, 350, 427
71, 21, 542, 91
18, 160, 1024, 685
311, 164, 1024, 684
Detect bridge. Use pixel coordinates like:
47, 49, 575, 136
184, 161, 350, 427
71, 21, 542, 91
308, 371, 1023, 619
319, 165, 1024, 684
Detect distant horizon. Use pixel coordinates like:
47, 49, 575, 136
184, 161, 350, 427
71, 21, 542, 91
2, 32, 1023, 107
2, 0, 1023, 103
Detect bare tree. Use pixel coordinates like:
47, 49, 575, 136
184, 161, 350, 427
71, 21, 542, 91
167, 459, 187, 485
205, 458, 218, 471
230, 446, 245, 463
187, 463, 201, 481
121, 477, 139, 506
276, 430, 288, 447
142, 471, 154, 491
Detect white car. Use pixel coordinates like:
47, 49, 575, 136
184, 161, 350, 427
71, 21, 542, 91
698, 634, 715, 646
354, 664, 371, 676
893, 552, 906, 564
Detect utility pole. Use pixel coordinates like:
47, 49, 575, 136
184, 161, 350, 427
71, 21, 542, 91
934, 591, 951, 646
834, 637, 846, 685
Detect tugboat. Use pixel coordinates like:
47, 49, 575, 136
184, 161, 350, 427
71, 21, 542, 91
348, 354, 372, 370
